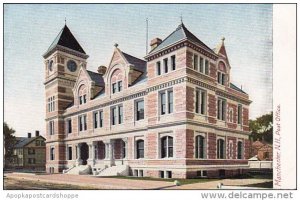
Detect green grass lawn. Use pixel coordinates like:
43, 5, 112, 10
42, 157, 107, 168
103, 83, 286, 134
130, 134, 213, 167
102, 176, 217, 185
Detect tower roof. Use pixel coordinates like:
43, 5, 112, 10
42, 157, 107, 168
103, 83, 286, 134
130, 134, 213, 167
45, 25, 86, 56
149, 23, 215, 55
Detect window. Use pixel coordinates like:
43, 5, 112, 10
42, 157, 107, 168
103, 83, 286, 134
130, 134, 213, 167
118, 81, 122, 92
136, 140, 144, 159
112, 107, 117, 125
229, 141, 233, 159
195, 135, 205, 158
36, 140, 40, 146
83, 95, 87, 104
156, 61, 161, 75
171, 55, 176, 70
217, 98, 226, 121
99, 111, 103, 127
218, 72, 226, 85
160, 171, 164, 178
136, 100, 145, 121
160, 92, 166, 115
118, 106, 123, 124
68, 146, 72, 160
217, 139, 225, 159
229, 108, 233, 123
112, 83, 117, 94
111, 105, 123, 125
200, 57, 204, 73
205, 60, 209, 75
67, 119, 72, 134
197, 170, 207, 177
163, 58, 168, 73
79, 94, 87, 105
195, 89, 206, 115
237, 141, 243, 159
193, 54, 198, 71
139, 170, 144, 177
50, 147, 55, 160
28, 158, 36, 164
238, 104, 242, 124
28, 148, 35, 155
161, 136, 173, 158
49, 120, 54, 135
160, 90, 173, 115
48, 96, 55, 112
79, 115, 87, 131
121, 140, 126, 159
94, 112, 98, 129
166, 171, 172, 178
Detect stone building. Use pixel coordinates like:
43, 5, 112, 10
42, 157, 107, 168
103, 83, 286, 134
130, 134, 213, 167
7, 131, 46, 171
44, 23, 251, 178
251, 140, 273, 161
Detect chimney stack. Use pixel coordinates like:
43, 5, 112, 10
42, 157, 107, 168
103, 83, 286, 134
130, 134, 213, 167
150, 38, 162, 50
35, 130, 40, 137
28, 132, 31, 138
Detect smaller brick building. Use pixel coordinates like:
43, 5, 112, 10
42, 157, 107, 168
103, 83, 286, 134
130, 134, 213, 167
8, 131, 46, 171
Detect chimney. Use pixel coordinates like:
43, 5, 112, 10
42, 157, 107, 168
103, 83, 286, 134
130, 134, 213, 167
35, 130, 40, 137
97, 65, 107, 75
28, 132, 31, 138
150, 38, 162, 50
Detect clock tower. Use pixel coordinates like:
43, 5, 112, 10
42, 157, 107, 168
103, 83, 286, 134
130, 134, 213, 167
43, 24, 89, 173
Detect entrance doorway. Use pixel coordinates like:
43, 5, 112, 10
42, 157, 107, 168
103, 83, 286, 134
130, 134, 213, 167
80, 143, 89, 165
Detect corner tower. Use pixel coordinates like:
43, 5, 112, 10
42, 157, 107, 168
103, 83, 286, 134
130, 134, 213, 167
43, 24, 88, 173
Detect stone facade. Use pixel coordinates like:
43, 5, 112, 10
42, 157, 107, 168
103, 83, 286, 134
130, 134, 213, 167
44, 23, 251, 178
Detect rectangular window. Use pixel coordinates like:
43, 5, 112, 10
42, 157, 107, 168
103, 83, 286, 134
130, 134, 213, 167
195, 89, 206, 115
36, 140, 40, 146
238, 104, 242, 124
166, 171, 172, 179
112, 83, 117, 94
48, 96, 55, 112
79, 96, 83, 105
94, 112, 98, 129
112, 107, 117, 125
205, 60, 209, 75
99, 111, 103, 127
168, 91, 173, 114
79, 115, 87, 131
156, 61, 161, 75
200, 57, 204, 73
68, 146, 72, 160
50, 147, 55, 160
217, 98, 226, 121
160, 171, 164, 178
171, 55, 176, 70
160, 92, 166, 115
83, 95, 87, 104
67, 119, 72, 134
118, 106, 123, 124
118, 81, 122, 92
136, 100, 145, 121
28, 148, 35, 155
164, 58, 168, 73
193, 54, 198, 71
49, 121, 54, 135
218, 72, 226, 85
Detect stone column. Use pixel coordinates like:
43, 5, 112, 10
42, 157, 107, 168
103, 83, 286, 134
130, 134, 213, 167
103, 139, 113, 167
87, 142, 95, 166
75, 143, 82, 166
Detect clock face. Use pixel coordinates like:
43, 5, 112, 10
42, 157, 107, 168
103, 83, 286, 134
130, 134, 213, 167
48, 60, 53, 71
67, 60, 77, 72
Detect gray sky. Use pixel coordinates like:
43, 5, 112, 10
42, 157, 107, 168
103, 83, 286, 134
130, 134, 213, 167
4, 4, 273, 136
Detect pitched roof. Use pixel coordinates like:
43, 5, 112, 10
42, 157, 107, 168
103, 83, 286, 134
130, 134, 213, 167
230, 83, 247, 94
14, 136, 45, 148
149, 23, 215, 55
87, 70, 105, 87
45, 25, 86, 55
122, 51, 147, 72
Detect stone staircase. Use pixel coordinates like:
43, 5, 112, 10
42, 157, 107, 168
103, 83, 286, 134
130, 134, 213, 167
96, 165, 129, 177
64, 165, 91, 175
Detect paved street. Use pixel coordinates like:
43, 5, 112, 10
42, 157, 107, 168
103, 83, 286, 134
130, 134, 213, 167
4, 172, 272, 190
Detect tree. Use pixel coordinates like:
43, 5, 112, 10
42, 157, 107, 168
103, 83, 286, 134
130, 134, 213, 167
4, 122, 16, 159
249, 112, 273, 143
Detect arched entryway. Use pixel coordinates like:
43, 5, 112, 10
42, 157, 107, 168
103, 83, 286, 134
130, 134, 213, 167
80, 143, 89, 165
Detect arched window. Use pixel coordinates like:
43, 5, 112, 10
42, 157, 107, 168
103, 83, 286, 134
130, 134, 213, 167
237, 141, 243, 159
195, 135, 205, 159
161, 136, 173, 158
136, 140, 144, 159
217, 139, 225, 159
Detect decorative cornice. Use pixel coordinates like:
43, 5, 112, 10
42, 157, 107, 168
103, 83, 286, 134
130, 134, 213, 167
43, 45, 89, 59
